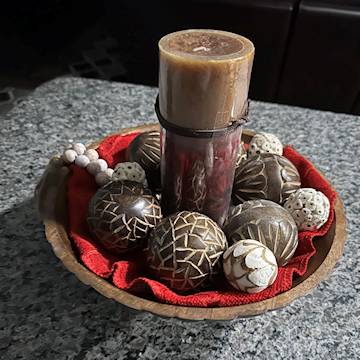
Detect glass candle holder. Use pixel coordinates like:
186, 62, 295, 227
157, 29, 254, 225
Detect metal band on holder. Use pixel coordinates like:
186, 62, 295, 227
155, 95, 249, 138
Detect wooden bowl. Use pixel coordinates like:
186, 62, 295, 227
39, 125, 347, 320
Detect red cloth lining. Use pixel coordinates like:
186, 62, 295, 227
68, 132, 336, 307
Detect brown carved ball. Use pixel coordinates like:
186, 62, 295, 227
233, 153, 301, 205
146, 211, 228, 292
127, 131, 161, 192
224, 199, 298, 266
87, 180, 162, 254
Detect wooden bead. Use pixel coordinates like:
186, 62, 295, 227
72, 143, 86, 155
86, 159, 108, 175
74, 154, 90, 168
84, 149, 99, 162
95, 168, 114, 186
62, 149, 77, 164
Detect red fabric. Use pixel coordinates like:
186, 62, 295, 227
68, 133, 337, 307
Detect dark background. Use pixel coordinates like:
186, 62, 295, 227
0, 0, 359, 114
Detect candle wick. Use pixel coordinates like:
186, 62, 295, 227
193, 46, 211, 52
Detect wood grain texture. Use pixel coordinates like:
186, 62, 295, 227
41, 125, 347, 320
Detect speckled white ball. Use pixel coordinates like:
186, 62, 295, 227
86, 159, 108, 175
95, 168, 114, 186
74, 154, 90, 168
62, 149, 77, 164
112, 162, 146, 185
72, 143, 86, 155
248, 132, 283, 157
283, 188, 330, 231
84, 149, 99, 162
223, 239, 278, 293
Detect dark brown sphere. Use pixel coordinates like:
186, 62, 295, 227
127, 131, 161, 192
87, 180, 162, 254
224, 199, 298, 266
146, 211, 227, 292
233, 153, 301, 205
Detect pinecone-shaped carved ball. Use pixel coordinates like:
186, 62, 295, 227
284, 188, 330, 231
87, 180, 162, 254
223, 239, 278, 293
146, 211, 228, 292
233, 153, 301, 205
127, 131, 161, 192
224, 200, 298, 266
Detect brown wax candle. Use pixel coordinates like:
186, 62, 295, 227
159, 29, 254, 130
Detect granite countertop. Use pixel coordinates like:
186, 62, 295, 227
0, 77, 359, 360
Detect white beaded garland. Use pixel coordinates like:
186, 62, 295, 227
95, 168, 114, 186
72, 143, 86, 155
74, 154, 90, 168
86, 159, 108, 175
283, 188, 330, 231
112, 162, 146, 185
248, 132, 283, 157
62, 149, 77, 164
223, 239, 278, 293
84, 148, 99, 162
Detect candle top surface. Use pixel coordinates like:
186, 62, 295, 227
159, 29, 254, 61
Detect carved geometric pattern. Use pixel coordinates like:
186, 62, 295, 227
224, 200, 298, 266
233, 153, 301, 205
183, 160, 207, 212
146, 211, 227, 292
87, 180, 162, 254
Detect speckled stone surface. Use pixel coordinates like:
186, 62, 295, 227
0, 77, 359, 360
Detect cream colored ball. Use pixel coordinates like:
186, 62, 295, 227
283, 188, 330, 231
248, 132, 283, 157
84, 149, 99, 162
72, 143, 86, 156
223, 239, 278, 293
62, 149, 77, 164
75, 154, 90, 168
112, 162, 146, 185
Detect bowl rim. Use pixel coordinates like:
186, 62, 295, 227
43, 125, 347, 320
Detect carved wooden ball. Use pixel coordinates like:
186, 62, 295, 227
146, 211, 228, 292
233, 153, 301, 204
127, 131, 161, 192
87, 180, 162, 254
224, 200, 298, 266
223, 239, 278, 293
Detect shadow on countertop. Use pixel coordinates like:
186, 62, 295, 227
0, 199, 235, 359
